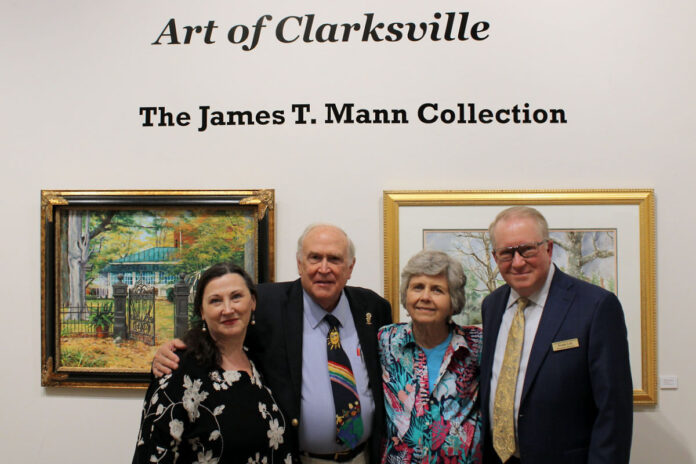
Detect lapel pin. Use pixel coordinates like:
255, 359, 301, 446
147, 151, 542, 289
365, 313, 373, 325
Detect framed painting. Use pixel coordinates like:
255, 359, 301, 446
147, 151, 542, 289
41, 189, 275, 389
384, 189, 656, 404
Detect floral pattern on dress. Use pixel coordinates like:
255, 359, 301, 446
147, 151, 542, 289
378, 323, 483, 464
133, 353, 292, 464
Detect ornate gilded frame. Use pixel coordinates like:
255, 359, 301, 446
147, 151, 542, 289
384, 189, 656, 404
41, 189, 275, 389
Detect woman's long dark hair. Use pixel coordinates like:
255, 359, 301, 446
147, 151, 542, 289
182, 262, 257, 369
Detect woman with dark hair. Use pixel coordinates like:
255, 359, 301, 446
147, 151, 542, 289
133, 263, 291, 464
379, 250, 482, 463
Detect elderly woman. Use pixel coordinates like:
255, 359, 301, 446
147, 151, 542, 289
379, 250, 482, 463
133, 263, 291, 464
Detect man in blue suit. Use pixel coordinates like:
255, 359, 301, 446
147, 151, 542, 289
480, 206, 633, 464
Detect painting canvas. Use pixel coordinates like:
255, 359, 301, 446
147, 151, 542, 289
41, 190, 274, 388
58, 207, 255, 371
424, 229, 617, 326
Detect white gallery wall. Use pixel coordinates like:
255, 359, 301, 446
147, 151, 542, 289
2, 1, 695, 462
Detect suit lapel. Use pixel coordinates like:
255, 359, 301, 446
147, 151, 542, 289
345, 287, 381, 397
521, 270, 575, 402
283, 280, 305, 402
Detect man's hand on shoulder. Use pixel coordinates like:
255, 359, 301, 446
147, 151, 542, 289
152, 339, 187, 377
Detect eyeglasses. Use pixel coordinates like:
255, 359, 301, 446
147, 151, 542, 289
493, 240, 547, 262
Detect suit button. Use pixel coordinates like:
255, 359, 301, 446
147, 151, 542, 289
292, 418, 299, 427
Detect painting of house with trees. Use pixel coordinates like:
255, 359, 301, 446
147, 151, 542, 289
56, 207, 256, 371
424, 229, 617, 325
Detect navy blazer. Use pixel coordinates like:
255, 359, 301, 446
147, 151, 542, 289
245, 279, 392, 463
480, 268, 633, 464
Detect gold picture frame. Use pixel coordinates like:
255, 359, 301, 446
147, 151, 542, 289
41, 189, 275, 389
384, 189, 656, 404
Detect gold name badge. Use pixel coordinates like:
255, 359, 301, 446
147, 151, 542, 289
552, 338, 580, 351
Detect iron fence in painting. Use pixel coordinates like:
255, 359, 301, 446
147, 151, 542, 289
59, 277, 190, 345
59, 300, 114, 337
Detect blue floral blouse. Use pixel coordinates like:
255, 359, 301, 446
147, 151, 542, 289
378, 323, 482, 464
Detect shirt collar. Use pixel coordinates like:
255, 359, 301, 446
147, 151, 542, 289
449, 323, 477, 355
507, 263, 556, 310
400, 322, 475, 355
302, 289, 351, 329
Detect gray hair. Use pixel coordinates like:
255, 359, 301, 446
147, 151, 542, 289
296, 223, 356, 261
399, 249, 467, 315
488, 206, 550, 249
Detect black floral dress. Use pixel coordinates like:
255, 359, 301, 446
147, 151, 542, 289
133, 351, 292, 464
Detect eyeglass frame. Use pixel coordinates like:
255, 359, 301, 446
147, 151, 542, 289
492, 240, 549, 262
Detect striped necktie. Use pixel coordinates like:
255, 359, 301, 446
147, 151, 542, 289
493, 297, 529, 462
325, 314, 364, 448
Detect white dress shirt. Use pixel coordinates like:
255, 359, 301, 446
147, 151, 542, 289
488, 265, 555, 436
298, 290, 373, 453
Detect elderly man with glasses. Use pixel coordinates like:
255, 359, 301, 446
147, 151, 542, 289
479, 206, 633, 464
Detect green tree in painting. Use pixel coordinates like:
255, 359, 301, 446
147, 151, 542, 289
552, 231, 615, 281
448, 231, 503, 325
85, 212, 156, 287
66, 211, 150, 320
67, 212, 116, 320
460, 272, 484, 325
167, 211, 254, 285
450, 231, 503, 293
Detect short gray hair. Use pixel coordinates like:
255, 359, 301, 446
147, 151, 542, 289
296, 223, 355, 261
488, 206, 550, 249
399, 249, 467, 315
